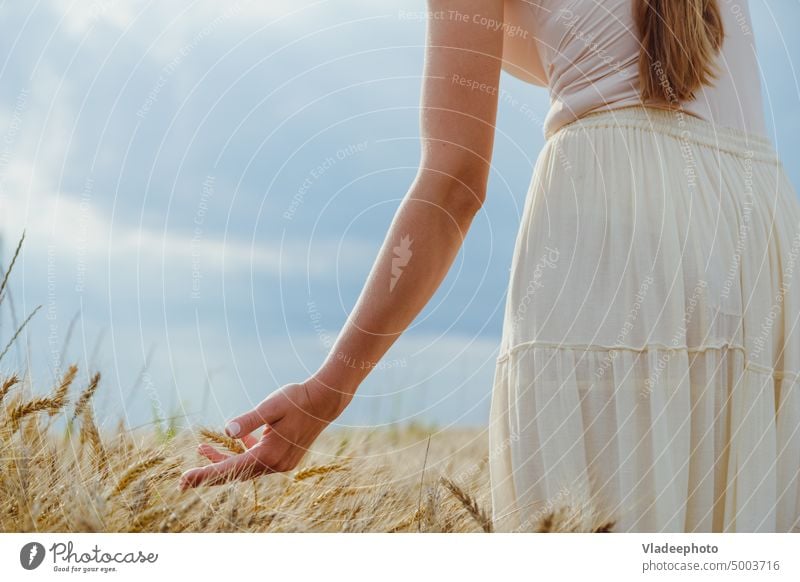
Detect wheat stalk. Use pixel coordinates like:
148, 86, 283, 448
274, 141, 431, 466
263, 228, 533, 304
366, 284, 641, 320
7, 366, 79, 430
535, 504, 615, 533
22, 415, 44, 449
388, 506, 426, 532
49, 365, 78, 416
110, 454, 165, 498
198, 428, 245, 454
72, 372, 101, 420
0, 305, 41, 365
593, 520, 615, 532
0, 374, 19, 406
0, 230, 24, 303
311, 485, 360, 507
293, 462, 345, 482
440, 476, 493, 533
131, 506, 168, 532
163, 497, 203, 533
80, 408, 110, 478
150, 459, 183, 482
196, 488, 231, 530
9, 397, 61, 431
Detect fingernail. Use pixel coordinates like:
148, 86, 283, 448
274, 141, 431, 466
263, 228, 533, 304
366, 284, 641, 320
225, 420, 241, 438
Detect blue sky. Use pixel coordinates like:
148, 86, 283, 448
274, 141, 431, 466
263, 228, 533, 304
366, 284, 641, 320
1, 0, 799, 431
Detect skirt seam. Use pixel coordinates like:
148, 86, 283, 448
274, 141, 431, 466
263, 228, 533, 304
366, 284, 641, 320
495, 340, 799, 382
553, 106, 778, 163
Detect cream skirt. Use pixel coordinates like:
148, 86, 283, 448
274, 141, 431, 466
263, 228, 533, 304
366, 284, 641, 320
489, 106, 800, 532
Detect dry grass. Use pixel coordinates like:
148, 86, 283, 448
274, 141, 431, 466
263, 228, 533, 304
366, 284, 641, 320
0, 365, 615, 533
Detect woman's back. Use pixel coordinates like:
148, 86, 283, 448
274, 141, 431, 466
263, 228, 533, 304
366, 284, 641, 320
491, 0, 800, 533
503, 0, 766, 138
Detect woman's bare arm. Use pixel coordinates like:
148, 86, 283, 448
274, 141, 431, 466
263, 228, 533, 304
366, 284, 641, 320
180, 0, 505, 489
312, 0, 506, 396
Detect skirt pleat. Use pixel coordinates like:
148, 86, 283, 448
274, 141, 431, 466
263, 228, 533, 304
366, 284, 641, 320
489, 106, 800, 532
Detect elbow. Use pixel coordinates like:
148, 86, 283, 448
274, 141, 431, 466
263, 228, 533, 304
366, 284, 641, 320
413, 160, 489, 219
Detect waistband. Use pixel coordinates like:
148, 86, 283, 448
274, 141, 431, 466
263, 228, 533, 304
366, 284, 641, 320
552, 105, 778, 163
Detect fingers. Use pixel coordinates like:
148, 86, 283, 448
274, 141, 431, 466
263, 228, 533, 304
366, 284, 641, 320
197, 443, 229, 463
179, 446, 275, 490
225, 395, 283, 439
241, 433, 259, 448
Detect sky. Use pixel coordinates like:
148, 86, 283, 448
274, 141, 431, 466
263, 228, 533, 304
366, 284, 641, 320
1, 0, 799, 433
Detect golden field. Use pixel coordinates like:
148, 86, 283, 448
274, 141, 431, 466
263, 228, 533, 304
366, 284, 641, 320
0, 365, 615, 533
0, 238, 611, 533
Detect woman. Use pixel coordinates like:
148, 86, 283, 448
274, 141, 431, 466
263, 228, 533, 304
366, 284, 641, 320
180, 0, 800, 533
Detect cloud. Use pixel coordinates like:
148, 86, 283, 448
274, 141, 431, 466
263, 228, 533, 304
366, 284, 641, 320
1, 159, 376, 280
55, 0, 304, 42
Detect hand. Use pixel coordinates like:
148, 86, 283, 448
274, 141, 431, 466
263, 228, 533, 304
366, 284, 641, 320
179, 378, 349, 490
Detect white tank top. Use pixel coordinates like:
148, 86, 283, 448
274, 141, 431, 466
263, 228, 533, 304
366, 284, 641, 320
502, 0, 766, 138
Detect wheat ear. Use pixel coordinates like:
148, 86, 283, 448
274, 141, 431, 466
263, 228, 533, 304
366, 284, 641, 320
199, 428, 245, 454
49, 364, 78, 415
294, 463, 345, 482
440, 477, 493, 533
9, 397, 60, 431
72, 372, 101, 420
110, 455, 165, 498
0, 374, 19, 406
80, 408, 110, 477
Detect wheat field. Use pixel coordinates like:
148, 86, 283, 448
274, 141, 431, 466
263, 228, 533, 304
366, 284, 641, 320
0, 237, 612, 533
0, 364, 618, 533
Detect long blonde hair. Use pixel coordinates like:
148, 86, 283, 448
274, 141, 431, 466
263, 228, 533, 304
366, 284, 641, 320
635, 0, 725, 102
